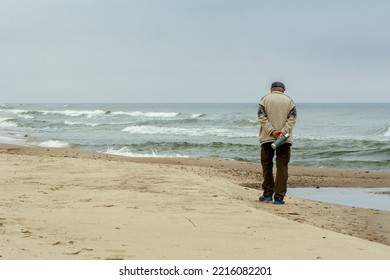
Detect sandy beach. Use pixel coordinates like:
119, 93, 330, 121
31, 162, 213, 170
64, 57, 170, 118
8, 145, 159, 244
0, 144, 389, 260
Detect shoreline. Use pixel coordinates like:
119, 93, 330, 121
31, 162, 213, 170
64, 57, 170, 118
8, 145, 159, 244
1, 143, 390, 259
2, 143, 390, 187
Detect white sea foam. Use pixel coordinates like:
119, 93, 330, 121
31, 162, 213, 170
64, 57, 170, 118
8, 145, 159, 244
103, 147, 188, 158
0, 109, 29, 116
384, 126, 390, 138
191, 113, 205, 118
43, 110, 106, 118
39, 140, 70, 148
0, 110, 34, 120
0, 134, 27, 144
297, 129, 390, 142
0, 109, 28, 115
0, 117, 13, 122
111, 111, 179, 118
0, 120, 18, 128
64, 120, 99, 127
247, 119, 258, 124
17, 114, 34, 119
121, 125, 254, 138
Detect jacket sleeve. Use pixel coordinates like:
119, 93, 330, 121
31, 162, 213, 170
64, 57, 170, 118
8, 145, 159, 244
282, 104, 297, 134
257, 100, 275, 136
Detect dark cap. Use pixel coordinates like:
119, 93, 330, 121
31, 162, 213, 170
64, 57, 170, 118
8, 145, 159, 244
271, 81, 285, 90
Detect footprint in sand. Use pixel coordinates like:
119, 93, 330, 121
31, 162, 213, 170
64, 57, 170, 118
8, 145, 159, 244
50, 185, 64, 191
21, 229, 33, 238
94, 204, 116, 208
64, 248, 94, 255
65, 250, 82, 255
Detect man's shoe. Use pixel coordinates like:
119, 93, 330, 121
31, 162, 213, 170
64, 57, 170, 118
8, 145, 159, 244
273, 197, 285, 205
259, 196, 273, 202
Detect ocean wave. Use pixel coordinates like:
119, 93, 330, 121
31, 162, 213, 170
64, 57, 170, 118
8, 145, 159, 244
38, 140, 70, 148
0, 109, 39, 121
0, 109, 28, 115
124, 141, 255, 149
111, 111, 180, 118
42, 110, 107, 118
2, 108, 199, 123
0, 117, 13, 122
0, 109, 34, 120
17, 114, 35, 119
1, 108, 108, 118
103, 146, 189, 158
0, 132, 29, 144
295, 132, 390, 142
191, 113, 205, 118
234, 119, 258, 126
384, 125, 390, 138
0, 119, 18, 128
121, 125, 255, 138
64, 120, 100, 127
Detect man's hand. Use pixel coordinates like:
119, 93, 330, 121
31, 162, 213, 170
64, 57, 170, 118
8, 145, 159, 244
271, 130, 282, 139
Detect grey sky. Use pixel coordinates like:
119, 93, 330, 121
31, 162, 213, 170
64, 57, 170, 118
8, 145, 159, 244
1, 0, 389, 103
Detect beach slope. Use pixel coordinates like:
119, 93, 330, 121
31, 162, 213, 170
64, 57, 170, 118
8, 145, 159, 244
0, 144, 389, 259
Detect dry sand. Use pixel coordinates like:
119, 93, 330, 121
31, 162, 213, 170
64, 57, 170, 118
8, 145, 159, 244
0, 144, 389, 260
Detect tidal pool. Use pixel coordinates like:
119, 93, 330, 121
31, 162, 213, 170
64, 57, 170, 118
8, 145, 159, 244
287, 187, 390, 211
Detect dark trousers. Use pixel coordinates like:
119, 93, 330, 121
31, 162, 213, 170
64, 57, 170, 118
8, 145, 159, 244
261, 142, 291, 200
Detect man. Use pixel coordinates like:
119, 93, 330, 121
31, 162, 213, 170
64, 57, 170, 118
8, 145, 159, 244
257, 81, 297, 204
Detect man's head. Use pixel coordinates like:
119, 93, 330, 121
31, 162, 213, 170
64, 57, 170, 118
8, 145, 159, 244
271, 81, 285, 92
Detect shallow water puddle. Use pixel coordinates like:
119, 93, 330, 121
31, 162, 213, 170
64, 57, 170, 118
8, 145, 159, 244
288, 187, 390, 211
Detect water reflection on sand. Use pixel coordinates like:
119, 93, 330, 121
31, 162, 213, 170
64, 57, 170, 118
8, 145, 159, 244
288, 187, 390, 211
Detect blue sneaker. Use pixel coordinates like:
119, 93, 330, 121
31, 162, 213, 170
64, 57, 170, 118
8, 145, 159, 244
273, 197, 285, 205
259, 196, 273, 202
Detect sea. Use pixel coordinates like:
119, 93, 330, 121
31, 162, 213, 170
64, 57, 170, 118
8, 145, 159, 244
0, 103, 389, 171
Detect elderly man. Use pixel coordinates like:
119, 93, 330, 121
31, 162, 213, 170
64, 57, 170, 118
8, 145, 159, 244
257, 81, 297, 204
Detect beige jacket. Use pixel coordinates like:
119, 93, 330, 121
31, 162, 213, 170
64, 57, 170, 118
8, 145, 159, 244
257, 91, 297, 144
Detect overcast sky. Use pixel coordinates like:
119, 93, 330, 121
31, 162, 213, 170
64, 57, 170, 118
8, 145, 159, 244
1, 0, 389, 103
